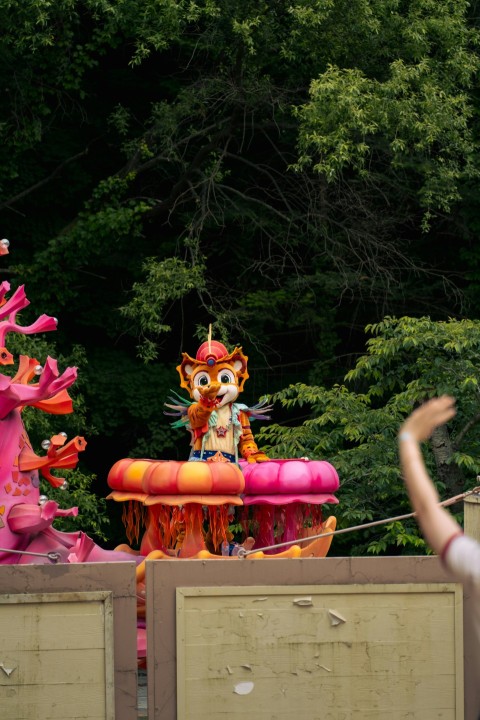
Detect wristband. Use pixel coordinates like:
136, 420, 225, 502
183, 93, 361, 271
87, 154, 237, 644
398, 431, 415, 442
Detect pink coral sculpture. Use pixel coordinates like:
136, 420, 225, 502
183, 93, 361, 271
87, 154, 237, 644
0, 246, 140, 568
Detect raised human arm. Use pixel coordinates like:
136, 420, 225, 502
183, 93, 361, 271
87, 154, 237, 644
398, 396, 461, 555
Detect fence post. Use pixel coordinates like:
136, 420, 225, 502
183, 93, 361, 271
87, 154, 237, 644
464, 492, 480, 543
462, 491, 480, 720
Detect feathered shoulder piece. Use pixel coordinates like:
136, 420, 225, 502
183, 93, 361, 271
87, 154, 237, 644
164, 392, 273, 428
164, 390, 192, 429
237, 397, 273, 421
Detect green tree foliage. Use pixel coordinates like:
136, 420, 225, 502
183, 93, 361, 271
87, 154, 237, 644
39, 469, 110, 542
294, 0, 479, 225
259, 316, 480, 555
1, 1, 480, 547
2, 0, 477, 345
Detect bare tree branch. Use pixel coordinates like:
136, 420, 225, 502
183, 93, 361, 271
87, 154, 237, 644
0, 143, 96, 212
453, 412, 480, 451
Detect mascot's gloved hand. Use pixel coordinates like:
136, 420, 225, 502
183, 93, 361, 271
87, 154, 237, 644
242, 441, 269, 464
247, 452, 270, 464
198, 381, 221, 402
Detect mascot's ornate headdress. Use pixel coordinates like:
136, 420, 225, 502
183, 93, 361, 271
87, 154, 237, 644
176, 327, 249, 393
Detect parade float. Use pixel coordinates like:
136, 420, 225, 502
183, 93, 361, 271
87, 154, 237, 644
107, 333, 339, 561
0, 239, 339, 662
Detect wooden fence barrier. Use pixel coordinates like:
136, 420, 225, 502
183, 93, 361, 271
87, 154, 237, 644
0, 561, 138, 720
1, 489, 480, 720
146, 556, 471, 720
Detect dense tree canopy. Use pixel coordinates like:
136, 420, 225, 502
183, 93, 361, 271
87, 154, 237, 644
260, 317, 480, 554
1, 0, 480, 549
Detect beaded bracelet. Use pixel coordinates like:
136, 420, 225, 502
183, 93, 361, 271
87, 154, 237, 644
398, 431, 415, 442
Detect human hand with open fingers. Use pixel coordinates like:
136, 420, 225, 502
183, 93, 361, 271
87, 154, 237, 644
399, 395, 456, 443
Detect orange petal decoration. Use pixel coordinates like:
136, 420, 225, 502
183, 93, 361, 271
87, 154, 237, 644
12, 356, 39, 384
11, 355, 74, 414
107, 458, 244, 495
108, 459, 150, 493
177, 461, 213, 493
0, 347, 14, 365
143, 460, 183, 494
32, 389, 74, 415
18, 435, 86, 488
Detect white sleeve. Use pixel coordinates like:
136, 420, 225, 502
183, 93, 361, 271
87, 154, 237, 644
443, 534, 480, 586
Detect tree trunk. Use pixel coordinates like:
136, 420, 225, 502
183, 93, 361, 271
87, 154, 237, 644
430, 425, 464, 497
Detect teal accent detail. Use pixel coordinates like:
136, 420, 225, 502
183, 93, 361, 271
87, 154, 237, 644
231, 404, 243, 446
165, 390, 192, 428
170, 416, 190, 429
231, 403, 247, 464
168, 389, 192, 405
234, 403, 248, 412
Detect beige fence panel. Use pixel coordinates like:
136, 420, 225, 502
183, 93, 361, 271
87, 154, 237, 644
0, 591, 114, 720
0, 561, 138, 720
176, 583, 462, 720
146, 556, 470, 720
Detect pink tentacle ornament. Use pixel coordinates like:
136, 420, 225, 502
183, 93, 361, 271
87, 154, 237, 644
0, 244, 196, 663
8, 500, 78, 534
0, 247, 144, 572
240, 458, 339, 553
0, 362, 77, 419
0, 392, 83, 563
0, 283, 29, 320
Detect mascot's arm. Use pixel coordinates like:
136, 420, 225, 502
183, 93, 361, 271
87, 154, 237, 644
239, 410, 269, 463
187, 381, 221, 438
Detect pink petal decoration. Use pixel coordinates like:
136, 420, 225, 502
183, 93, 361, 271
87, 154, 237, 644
67, 533, 97, 563
0, 284, 29, 322
0, 411, 24, 483
0, 281, 10, 304
239, 458, 340, 495
8, 500, 59, 534
0, 358, 77, 419
243, 492, 339, 506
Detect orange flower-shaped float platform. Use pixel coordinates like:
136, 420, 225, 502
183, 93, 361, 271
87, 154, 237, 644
107, 457, 337, 560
